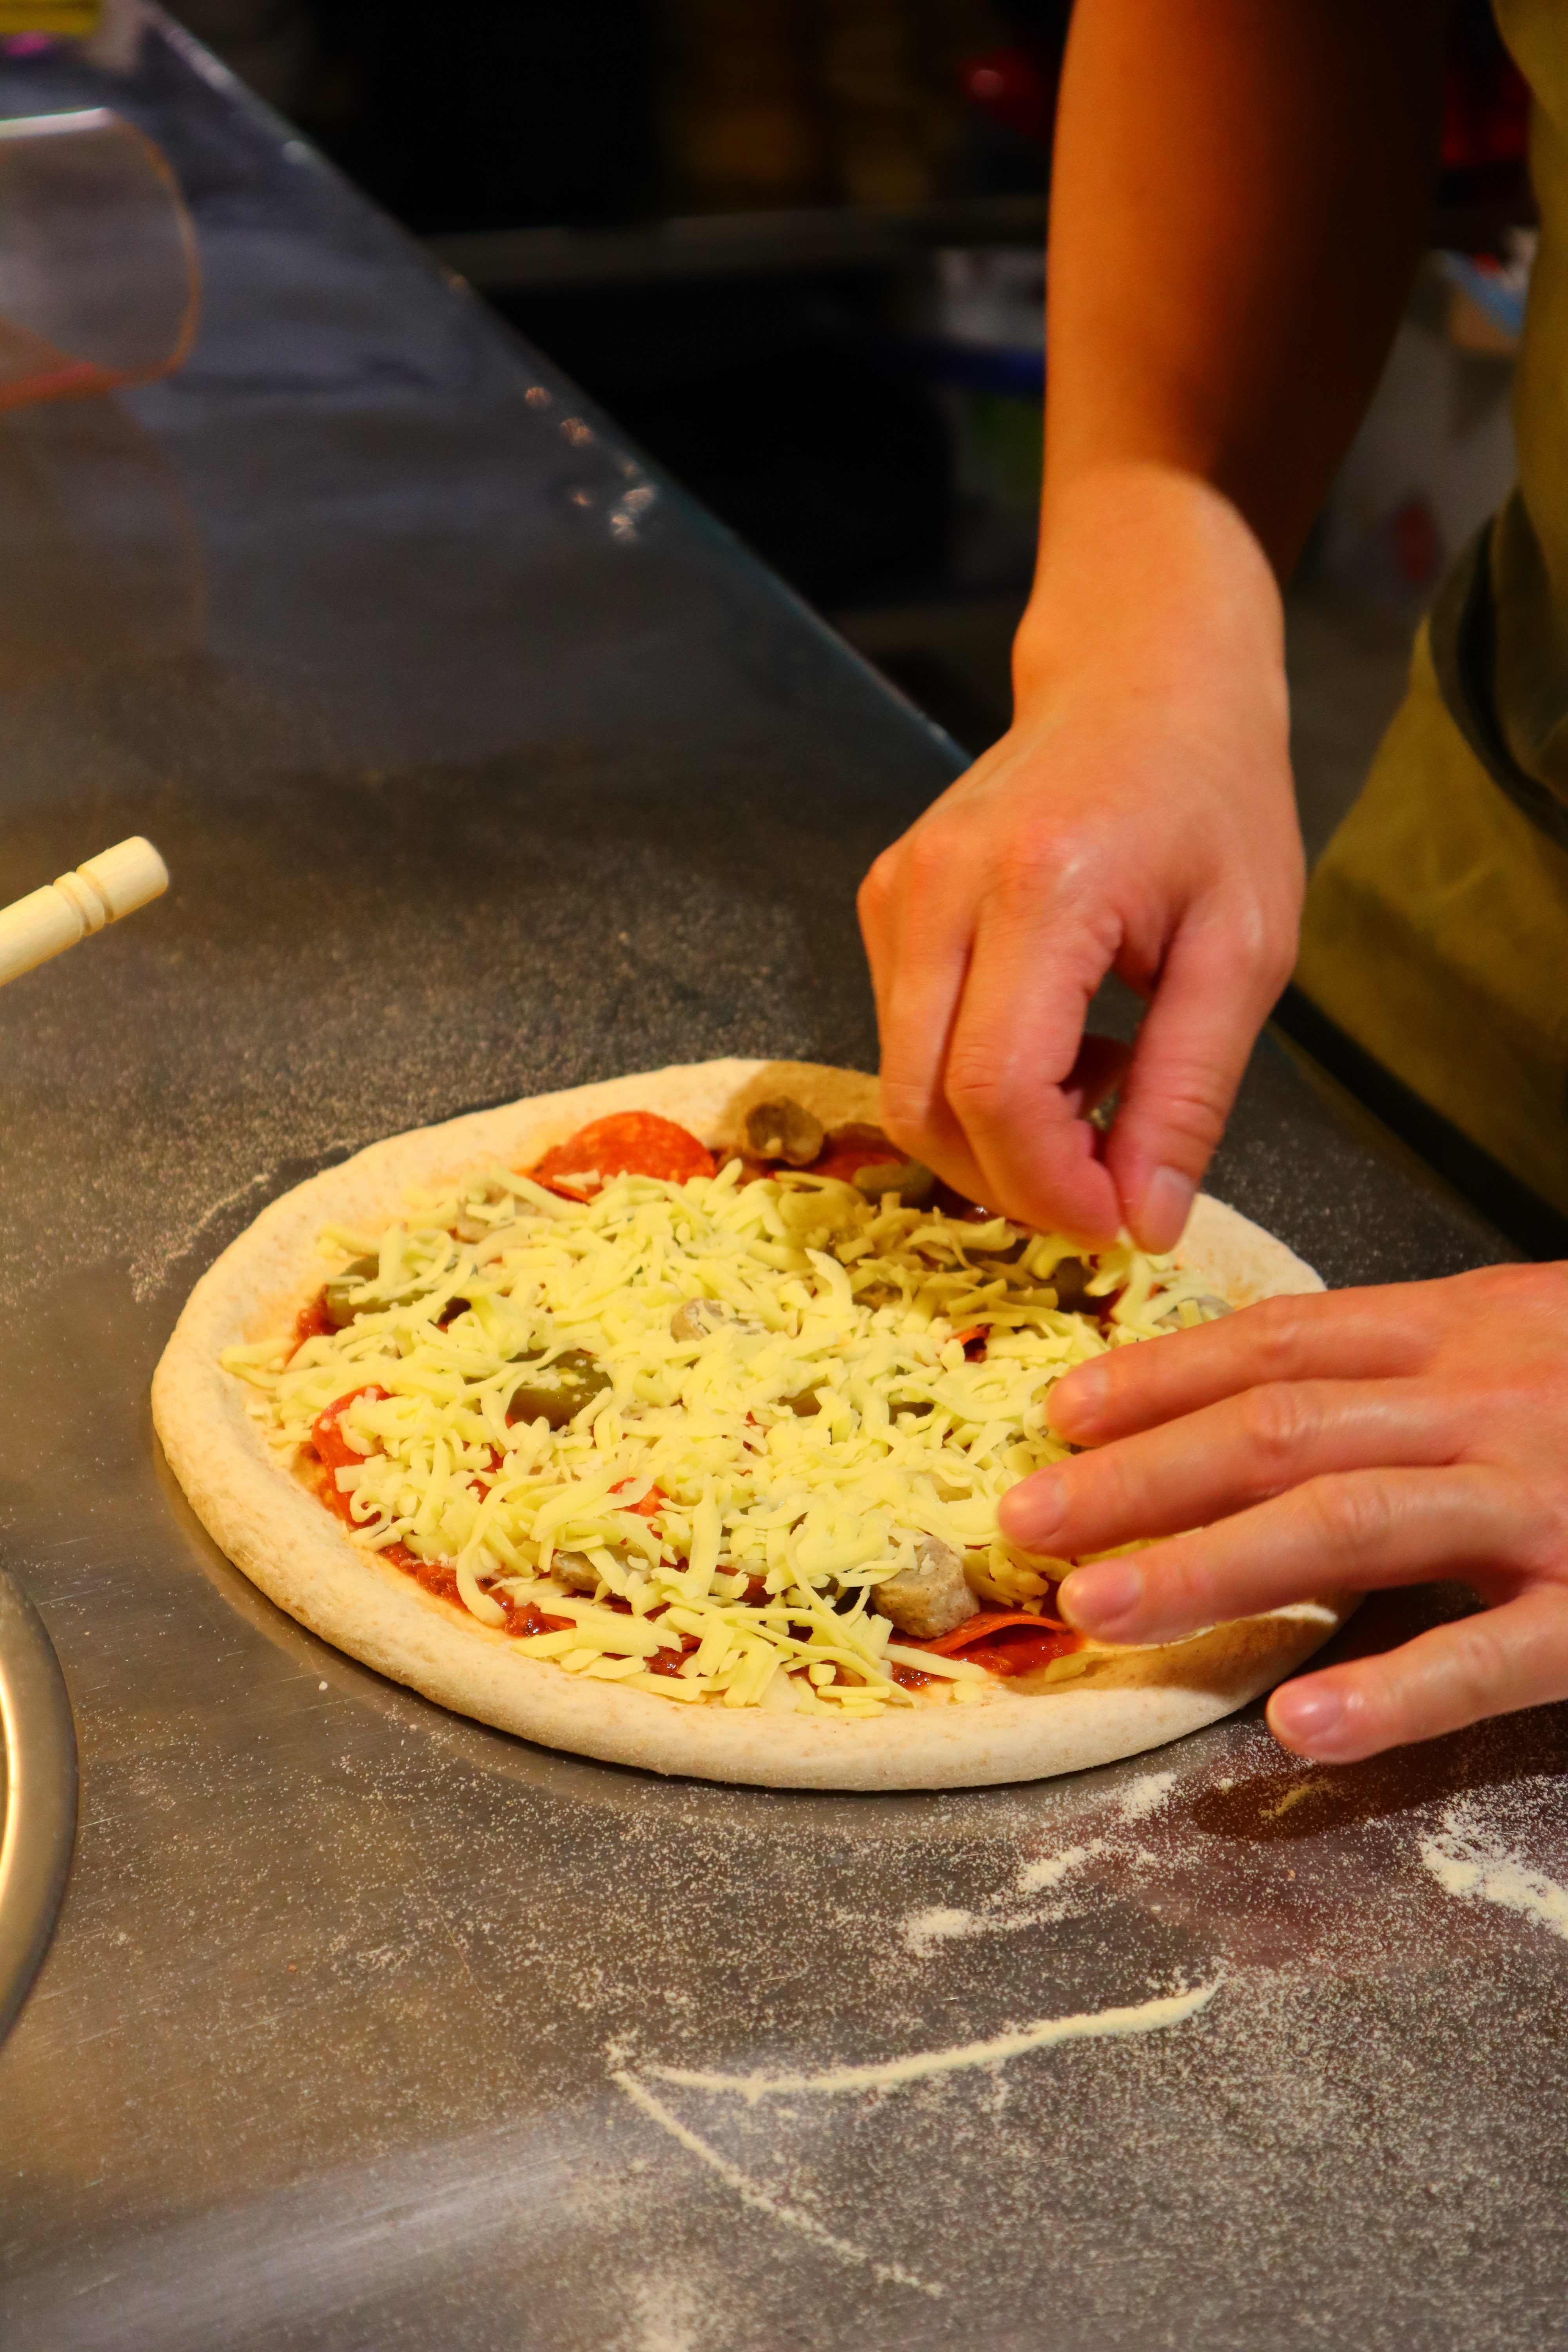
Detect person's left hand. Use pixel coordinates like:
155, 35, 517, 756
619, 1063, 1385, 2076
996, 1263, 1568, 1762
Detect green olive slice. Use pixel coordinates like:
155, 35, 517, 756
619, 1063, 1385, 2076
505, 1348, 611, 1429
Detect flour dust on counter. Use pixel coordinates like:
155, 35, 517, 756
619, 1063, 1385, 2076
1419, 1796, 1568, 1945
534, 1711, 1568, 2348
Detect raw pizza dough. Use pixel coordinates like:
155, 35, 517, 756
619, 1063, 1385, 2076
152, 1058, 1354, 1789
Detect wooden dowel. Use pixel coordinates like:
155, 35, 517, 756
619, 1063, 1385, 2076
0, 837, 170, 989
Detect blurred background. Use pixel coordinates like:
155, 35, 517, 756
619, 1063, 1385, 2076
134, 0, 1537, 848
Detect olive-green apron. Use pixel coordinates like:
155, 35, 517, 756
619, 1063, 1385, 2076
1294, 0, 1568, 1219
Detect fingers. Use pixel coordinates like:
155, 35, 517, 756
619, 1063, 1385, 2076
864, 817, 1125, 1240
1048, 1285, 1450, 1446
1052, 1465, 1533, 1645
937, 851, 1123, 1240
999, 1376, 1467, 1555
1268, 1586, 1568, 1763
1104, 912, 1292, 1250
1061, 1033, 1131, 1122
857, 839, 993, 1207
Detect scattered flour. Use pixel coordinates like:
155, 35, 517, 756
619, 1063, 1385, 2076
1418, 1805, 1568, 1944
1017, 1840, 1099, 1895
638, 1980, 1220, 2103
900, 1840, 1104, 1954
1116, 1771, 1176, 1824
621, 2274, 703, 2352
901, 1904, 980, 1957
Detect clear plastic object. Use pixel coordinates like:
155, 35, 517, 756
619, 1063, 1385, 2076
0, 107, 199, 411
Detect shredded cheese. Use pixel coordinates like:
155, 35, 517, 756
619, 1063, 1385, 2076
223, 1159, 1214, 1711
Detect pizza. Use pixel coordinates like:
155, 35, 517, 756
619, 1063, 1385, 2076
152, 1059, 1352, 1790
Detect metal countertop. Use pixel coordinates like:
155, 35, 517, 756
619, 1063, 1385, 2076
2, 21, 1565, 2351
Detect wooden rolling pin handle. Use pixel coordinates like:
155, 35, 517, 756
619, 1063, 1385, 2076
0, 836, 170, 989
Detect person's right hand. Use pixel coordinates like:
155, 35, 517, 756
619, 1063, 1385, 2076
857, 465, 1305, 1250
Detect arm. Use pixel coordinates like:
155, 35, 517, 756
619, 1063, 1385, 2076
859, 0, 1448, 1246
1043, 0, 1446, 573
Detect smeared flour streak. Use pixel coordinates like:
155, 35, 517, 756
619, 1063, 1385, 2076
1419, 1808, 1568, 1944
610, 2071, 944, 2299
644, 1981, 1219, 2104
1260, 1777, 1327, 1823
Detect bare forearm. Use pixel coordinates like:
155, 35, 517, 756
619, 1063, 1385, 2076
1040, 0, 1448, 578
858, 5, 1448, 1253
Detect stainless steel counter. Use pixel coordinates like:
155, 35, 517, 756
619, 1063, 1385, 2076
2, 20, 1565, 2350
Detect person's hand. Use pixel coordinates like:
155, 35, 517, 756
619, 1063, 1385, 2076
996, 1263, 1568, 1762
857, 465, 1304, 1250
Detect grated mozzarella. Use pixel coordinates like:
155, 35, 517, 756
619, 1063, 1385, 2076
223, 1159, 1212, 1711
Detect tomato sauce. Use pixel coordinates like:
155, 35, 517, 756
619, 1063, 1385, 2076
294, 1289, 335, 1348
370, 1539, 571, 1635
309, 1387, 390, 1521
963, 1623, 1083, 1676
610, 1478, 667, 1519
641, 1644, 696, 1677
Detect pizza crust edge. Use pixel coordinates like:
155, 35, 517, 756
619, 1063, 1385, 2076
151, 1057, 1356, 1790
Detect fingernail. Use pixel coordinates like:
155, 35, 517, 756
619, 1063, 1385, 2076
1049, 1358, 1107, 1435
1058, 1560, 1144, 1634
998, 1470, 1063, 1546
1138, 1166, 1196, 1253
1270, 1683, 1347, 1754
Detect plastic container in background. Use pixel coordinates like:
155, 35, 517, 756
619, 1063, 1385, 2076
0, 105, 198, 410
1316, 258, 1518, 616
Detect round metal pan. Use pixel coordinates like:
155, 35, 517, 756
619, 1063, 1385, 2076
0, 1565, 76, 2045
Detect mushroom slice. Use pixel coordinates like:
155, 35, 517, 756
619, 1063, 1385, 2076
671, 1297, 758, 1343
550, 1550, 601, 1595
745, 1096, 825, 1167
871, 1537, 981, 1639
1046, 1255, 1095, 1313
452, 1179, 514, 1243
852, 1157, 935, 1205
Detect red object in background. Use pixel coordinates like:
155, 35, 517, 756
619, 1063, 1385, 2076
959, 45, 1059, 149
1441, 51, 1530, 171
1390, 497, 1443, 591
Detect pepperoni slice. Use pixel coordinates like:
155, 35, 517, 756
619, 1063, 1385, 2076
913, 1607, 1083, 1678
920, 1607, 1071, 1654
528, 1112, 718, 1200
807, 1123, 902, 1186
